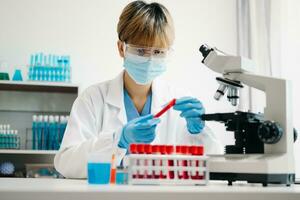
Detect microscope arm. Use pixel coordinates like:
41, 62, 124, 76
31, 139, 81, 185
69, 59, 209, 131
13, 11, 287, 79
224, 72, 285, 92
201, 113, 234, 123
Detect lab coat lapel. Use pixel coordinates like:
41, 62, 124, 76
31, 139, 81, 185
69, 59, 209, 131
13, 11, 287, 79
105, 71, 127, 125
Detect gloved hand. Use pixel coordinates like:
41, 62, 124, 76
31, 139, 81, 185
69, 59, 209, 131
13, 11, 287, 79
173, 97, 205, 134
118, 114, 160, 149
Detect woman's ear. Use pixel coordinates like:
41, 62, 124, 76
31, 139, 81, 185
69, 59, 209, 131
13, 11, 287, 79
117, 40, 125, 58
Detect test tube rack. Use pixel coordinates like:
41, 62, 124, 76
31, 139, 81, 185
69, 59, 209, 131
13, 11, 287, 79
127, 144, 209, 186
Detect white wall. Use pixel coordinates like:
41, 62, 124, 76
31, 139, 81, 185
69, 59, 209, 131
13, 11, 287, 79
0, 0, 238, 146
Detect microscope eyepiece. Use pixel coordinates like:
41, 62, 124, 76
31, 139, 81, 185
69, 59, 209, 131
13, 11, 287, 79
199, 44, 213, 58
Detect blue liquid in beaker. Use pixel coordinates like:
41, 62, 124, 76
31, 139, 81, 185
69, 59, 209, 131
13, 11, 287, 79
88, 162, 111, 184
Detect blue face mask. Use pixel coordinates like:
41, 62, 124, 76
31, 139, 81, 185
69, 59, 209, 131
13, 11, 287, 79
123, 52, 167, 85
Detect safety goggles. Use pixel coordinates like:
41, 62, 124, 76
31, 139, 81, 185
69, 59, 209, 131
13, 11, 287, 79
124, 43, 173, 58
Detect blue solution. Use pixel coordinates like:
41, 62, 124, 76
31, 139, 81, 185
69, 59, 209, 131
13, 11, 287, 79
12, 69, 23, 81
37, 120, 43, 150
88, 163, 111, 184
32, 117, 37, 150
28, 53, 71, 82
59, 122, 66, 146
42, 120, 49, 150
49, 122, 55, 150
116, 172, 128, 185
53, 120, 59, 150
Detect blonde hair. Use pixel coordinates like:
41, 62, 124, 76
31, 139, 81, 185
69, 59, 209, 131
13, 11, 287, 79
117, 1, 174, 48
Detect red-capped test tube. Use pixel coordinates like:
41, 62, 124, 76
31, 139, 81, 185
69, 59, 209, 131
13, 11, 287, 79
144, 144, 152, 179
159, 145, 167, 179
181, 146, 189, 179
166, 145, 174, 179
189, 145, 204, 179
189, 146, 198, 179
175, 146, 183, 179
129, 144, 138, 178
197, 146, 204, 180
152, 145, 160, 179
136, 144, 145, 179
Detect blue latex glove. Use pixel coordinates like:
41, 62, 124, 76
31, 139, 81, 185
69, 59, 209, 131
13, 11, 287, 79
173, 97, 205, 134
118, 114, 160, 149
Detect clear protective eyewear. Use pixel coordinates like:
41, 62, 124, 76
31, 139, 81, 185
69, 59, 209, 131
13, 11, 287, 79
124, 43, 173, 59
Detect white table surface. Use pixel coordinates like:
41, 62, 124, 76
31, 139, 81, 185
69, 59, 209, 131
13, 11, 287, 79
1, 178, 300, 200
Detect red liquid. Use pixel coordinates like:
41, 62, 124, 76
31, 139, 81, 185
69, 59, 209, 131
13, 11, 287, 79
166, 145, 174, 179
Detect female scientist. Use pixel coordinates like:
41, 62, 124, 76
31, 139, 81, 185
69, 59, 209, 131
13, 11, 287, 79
54, 0, 221, 178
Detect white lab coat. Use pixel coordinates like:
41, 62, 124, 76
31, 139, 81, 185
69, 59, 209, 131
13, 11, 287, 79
54, 71, 222, 178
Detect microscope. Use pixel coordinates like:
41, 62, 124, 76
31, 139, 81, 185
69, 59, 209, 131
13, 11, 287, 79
199, 44, 295, 186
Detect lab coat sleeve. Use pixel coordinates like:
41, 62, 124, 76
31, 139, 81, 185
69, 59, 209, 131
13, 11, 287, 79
54, 94, 126, 179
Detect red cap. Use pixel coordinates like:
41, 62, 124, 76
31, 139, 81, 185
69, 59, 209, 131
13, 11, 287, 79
190, 146, 198, 155
197, 146, 204, 155
166, 145, 174, 154
144, 144, 152, 154
159, 145, 167, 154
175, 146, 182, 154
129, 143, 137, 154
152, 145, 160, 153
181, 146, 189, 155
137, 144, 145, 154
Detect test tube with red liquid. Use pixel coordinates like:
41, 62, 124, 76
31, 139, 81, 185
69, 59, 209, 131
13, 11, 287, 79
159, 145, 167, 179
181, 145, 189, 179
166, 145, 174, 179
144, 144, 152, 179
137, 144, 145, 179
197, 146, 204, 180
189, 145, 204, 179
175, 146, 183, 179
129, 144, 138, 179
152, 145, 160, 179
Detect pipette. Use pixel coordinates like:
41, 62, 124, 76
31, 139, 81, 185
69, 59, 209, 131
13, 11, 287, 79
154, 98, 176, 118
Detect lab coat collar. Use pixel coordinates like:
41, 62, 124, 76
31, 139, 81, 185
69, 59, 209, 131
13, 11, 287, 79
105, 70, 170, 124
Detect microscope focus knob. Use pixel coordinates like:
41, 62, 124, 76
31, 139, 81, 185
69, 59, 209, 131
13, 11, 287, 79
258, 121, 283, 144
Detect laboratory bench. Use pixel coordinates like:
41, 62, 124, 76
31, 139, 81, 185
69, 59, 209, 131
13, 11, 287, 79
1, 178, 300, 200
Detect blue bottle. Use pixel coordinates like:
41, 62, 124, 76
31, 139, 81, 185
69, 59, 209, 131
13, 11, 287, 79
58, 116, 67, 147
32, 115, 37, 150
42, 115, 49, 150
10, 130, 15, 149
14, 130, 19, 149
3, 132, 8, 149
2, 125, 8, 149
37, 115, 43, 150
29, 55, 34, 80
48, 116, 55, 150
54, 116, 60, 150
7, 130, 12, 149
34, 54, 39, 67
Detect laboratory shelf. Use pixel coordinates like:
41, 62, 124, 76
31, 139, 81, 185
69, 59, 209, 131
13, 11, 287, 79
0, 80, 78, 93
0, 149, 57, 155
0, 80, 77, 170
